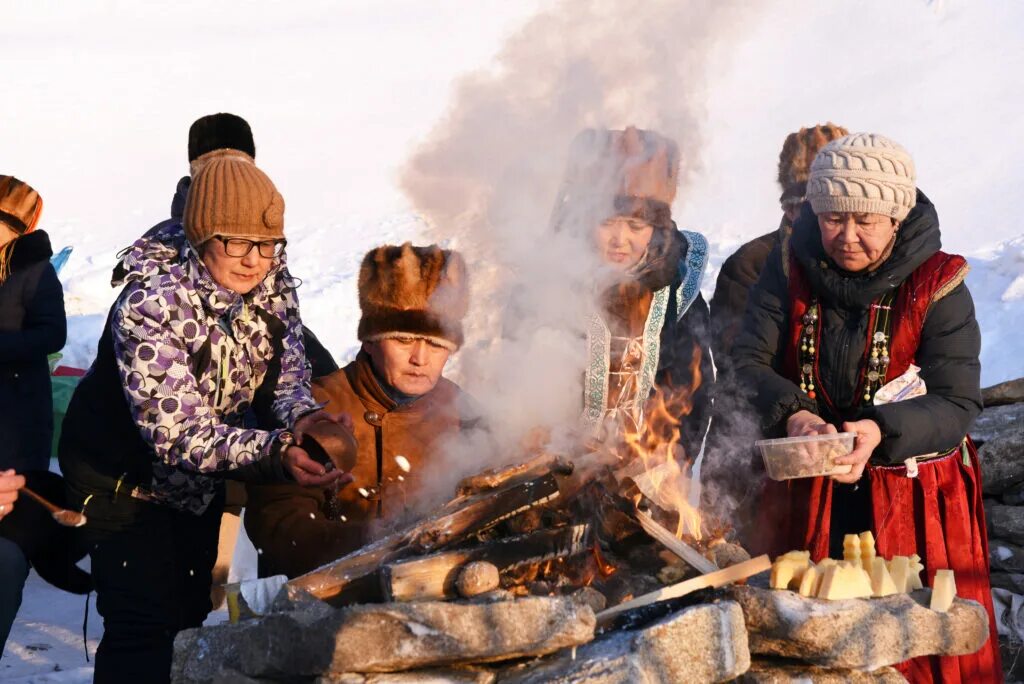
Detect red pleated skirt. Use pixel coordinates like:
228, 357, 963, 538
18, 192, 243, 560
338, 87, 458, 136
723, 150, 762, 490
755, 437, 1002, 683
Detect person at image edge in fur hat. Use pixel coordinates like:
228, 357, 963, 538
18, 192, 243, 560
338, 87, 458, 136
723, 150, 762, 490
58, 154, 354, 683
734, 133, 1001, 681
0, 176, 88, 658
702, 123, 848, 545
549, 126, 713, 463
710, 123, 849, 369
245, 243, 487, 580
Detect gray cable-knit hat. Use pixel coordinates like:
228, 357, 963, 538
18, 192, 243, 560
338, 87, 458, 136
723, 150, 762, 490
806, 133, 917, 221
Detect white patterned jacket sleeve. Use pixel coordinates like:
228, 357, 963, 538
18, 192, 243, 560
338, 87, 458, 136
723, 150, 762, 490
267, 285, 321, 427
111, 283, 278, 473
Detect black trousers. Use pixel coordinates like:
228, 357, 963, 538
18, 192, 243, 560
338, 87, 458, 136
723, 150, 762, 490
84, 493, 223, 684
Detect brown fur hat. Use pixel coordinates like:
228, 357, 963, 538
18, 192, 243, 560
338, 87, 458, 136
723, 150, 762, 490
777, 123, 849, 200
552, 127, 680, 232
358, 243, 469, 350
0, 176, 43, 234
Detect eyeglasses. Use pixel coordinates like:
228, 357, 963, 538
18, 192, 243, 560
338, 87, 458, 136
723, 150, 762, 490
215, 236, 287, 258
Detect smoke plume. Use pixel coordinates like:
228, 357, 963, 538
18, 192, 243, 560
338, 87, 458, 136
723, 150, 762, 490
399, 0, 764, 509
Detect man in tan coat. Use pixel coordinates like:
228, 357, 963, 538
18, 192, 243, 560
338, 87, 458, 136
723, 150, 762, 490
245, 243, 478, 578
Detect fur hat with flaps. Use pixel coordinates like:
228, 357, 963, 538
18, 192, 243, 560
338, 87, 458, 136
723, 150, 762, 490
777, 123, 849, 202
0, 176, 43, 235
358, 243, 469, 351
551, 126, 680, 232
184, 152, 284, 248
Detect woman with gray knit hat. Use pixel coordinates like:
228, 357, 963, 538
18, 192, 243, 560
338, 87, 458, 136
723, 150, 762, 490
734, 133, 1000, 680
59, 153, 351, 683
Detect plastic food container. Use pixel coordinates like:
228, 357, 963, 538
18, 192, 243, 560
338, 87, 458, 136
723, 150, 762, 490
755, 432, 857, 481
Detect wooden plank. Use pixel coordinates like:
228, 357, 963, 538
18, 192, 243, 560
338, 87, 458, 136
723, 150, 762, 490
383, 524, 591, 602
634, 509, 718, 575
595, 554, 771, 626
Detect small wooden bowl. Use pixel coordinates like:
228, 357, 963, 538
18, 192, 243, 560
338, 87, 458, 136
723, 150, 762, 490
302, 422, 359, 473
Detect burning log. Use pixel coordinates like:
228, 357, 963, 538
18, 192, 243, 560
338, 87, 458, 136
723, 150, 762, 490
411, 474, 561, 552
634, 508, 718, 574
456, 453, 574, 495
288, 475, 563, 604
595, 554, 771, 626
382, 524, 591, 602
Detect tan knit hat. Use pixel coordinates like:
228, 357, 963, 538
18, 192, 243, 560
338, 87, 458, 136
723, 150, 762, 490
183, 151, 284, 247
806, 133, 917, 221
357, 243, 469, 350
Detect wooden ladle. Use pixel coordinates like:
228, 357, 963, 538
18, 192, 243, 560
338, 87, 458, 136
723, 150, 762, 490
21, 486, 87, 528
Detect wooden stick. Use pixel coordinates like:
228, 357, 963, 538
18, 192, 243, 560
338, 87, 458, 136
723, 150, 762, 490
634, 509, 718, 575
595, 554, 771, 625
383, 524, 590, 601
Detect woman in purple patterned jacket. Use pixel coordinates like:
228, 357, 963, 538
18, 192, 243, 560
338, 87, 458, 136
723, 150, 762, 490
59, 151, 348, 683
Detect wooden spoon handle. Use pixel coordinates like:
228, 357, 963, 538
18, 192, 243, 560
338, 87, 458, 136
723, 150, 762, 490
20, 486, 62, 514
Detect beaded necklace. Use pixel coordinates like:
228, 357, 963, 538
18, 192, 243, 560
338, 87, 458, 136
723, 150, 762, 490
797, 291, 897, 405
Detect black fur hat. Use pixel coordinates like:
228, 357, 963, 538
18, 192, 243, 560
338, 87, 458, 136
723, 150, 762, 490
187, 113, 256, 162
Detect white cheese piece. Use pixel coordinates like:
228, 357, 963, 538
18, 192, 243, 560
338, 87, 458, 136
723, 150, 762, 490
870, 556, 898, 597
888, 556, 911, 593
907, 556, 925, 591
798, 564, 821, 597
859, 531, 877, 572
930, 569, 957, 612
843, 534, 862, 564
770, 551, 811, 590
817, 561, 873, 600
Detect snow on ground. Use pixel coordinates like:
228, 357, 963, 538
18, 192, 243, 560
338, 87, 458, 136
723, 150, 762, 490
3, 0, 1024, 680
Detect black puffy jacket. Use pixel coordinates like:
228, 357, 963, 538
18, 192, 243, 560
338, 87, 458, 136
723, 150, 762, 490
0, 230, 66, 472
733, 192, 982, 465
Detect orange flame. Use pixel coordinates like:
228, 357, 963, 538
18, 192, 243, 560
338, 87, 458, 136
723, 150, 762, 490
621, 347, 704, 541
592, 542, 617, 578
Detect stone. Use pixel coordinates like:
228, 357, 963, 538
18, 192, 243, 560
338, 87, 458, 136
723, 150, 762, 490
980, 433, 1024, 495
982, 378, 1024, 408
972, 403, 1024, 445
172, 597, 594, 683
740, 659, 904, 682
318, 669, 495, 683
707, 540, 752, 568
456, 562, 500, 598
990, 540, 1024, 573
999, 635, 1024, 683
730, 585, 989, 672
502, 601, 749, 684
987, 503, 1024, 547
569, 586, 608, 614
1002, 481, 1024, 506
989, 572, 1024, 594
